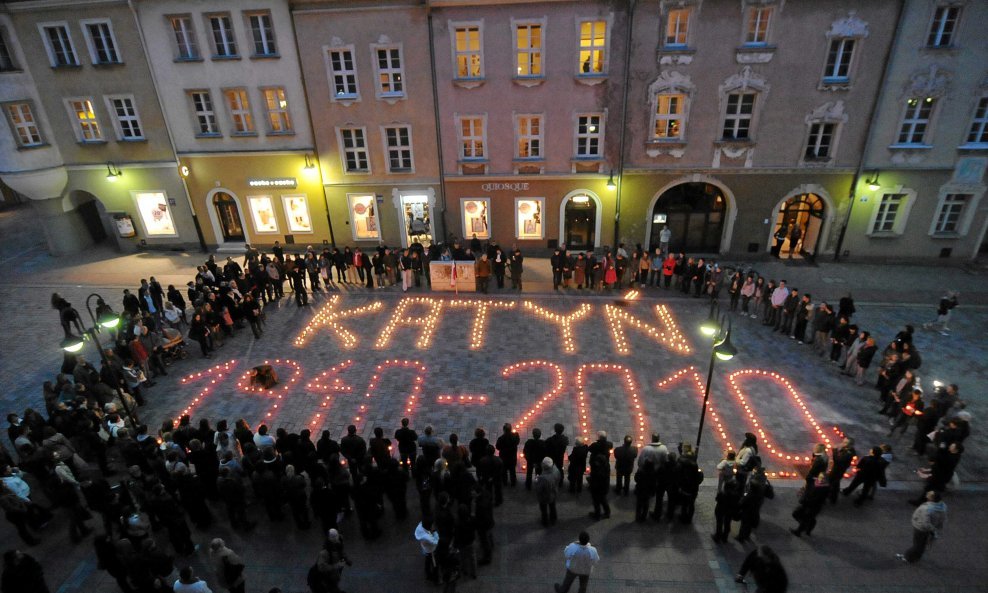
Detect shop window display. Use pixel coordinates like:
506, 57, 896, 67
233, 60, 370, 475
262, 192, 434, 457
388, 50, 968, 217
461, 198, 490, 240
248, 195, 279, 233
282, 195, 312, 233
132, 191, 177, 237
515, 197, 544, 240
348, 194, 380, 240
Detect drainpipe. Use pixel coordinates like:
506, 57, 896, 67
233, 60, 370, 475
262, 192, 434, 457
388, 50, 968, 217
426, 1, 450, 243
288, 6, 336, 248
834, 0, 906, 261
613, 0, 637, 246
127, 0, 207, 252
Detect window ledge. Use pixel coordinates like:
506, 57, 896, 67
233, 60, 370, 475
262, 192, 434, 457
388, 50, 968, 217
377, 94, 406, 105
250, 53, 281, 60
647, 139, 687, 147
458, 158, 489, 164
819, 80, 852, 92
658, 46, 694, 55
889, 143, 933, 150
0, 68, 24, 74
571, 156, 604, 161
715, 138, 754, 146
16, 143, 49, 151
575, 73, 607, 86
342, 169, 371, 175
92, 62, 124, 68
512, 157, 545, 163
512, 76, 545, 88
930, 232, 962, 240
453, 78, 485, 89
865, 231, 902, 239
78, 139, 108, 146
958, 143, 988, 151
211, 55, 242, 61
801, 156, 834, 166
922, 44, 959, 52
174, 57, 204, 63
266, 131, 296, 137
388, 168, 414, 174
231, 132, 259, 138
195, 133, 223, 139
119, 137, 147, 143
51, 64, 82, 70
331, 95, 360, 106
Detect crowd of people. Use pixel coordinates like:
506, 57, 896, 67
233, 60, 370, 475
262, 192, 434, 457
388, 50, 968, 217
0, 241, 976, 593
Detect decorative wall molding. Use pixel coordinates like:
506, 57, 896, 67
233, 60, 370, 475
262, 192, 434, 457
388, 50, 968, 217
805, 100, 848, 124
904, 64, 951, 99
720, 65, 769, 94
826, 11, 869, 38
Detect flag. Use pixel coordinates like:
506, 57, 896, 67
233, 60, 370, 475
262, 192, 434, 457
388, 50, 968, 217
451, 262, 458, 294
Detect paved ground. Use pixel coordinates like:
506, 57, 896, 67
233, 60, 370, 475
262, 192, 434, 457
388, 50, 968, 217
0, 200, 986, 592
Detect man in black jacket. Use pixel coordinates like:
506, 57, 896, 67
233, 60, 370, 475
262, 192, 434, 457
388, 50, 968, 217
841, 446, 887, 505
495, 423, 520, 487
394, 418, 418, 470
827, 438, 856, 503
522, 428, 544, 491
550, 249, 564, 290
510, 248, 524, 291
544, 424, 569, 486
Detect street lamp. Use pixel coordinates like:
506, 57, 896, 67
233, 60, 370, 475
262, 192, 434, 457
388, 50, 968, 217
695, 315, 737, 457
58, 292, 138, 429
700, 300, 721, 337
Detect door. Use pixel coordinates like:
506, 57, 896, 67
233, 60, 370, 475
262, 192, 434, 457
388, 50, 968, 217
650, 182, 726, 253
213, 192, 245, 242
400, 194, 433, 248
77, 199, 107, 243
772, 193, 824, 258
563, 196, 596, 250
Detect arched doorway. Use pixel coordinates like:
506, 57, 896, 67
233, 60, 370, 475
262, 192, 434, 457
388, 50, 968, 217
212, 191, 245, 243
559, 190, 601, 251
771, 193, 825, 258
64, 190, 109, 245
649, 182, 726, 253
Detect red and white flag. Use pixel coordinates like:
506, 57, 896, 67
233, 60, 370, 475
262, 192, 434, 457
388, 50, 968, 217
450, 262, 458, 293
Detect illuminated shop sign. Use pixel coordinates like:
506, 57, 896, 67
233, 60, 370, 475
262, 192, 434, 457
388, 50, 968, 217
248, 177, 297, 188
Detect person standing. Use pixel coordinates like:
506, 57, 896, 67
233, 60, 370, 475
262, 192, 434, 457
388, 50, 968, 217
173, 566, 213, 593
734, 545, 788, 593
534, 458, 560, 527
924, 291, 958, 335
659, 225, 672, 254
544, 424, 569, 487
415, 518, 440, 584
209, 539, 245, 593
613, 435, 637, 495
789, 472, 829, 537
522, 428, 545, 491
510, 248, 524, 291
827, 438, 856, 503
495, 424, 519, 487
841, 446, 888, 506
787, 224, 802, 258
554, 531, 599, 593
587, 453, 611, 520
736, 467, 774, 544
897, 491, 947, 563
394, 418, 418, 470
475, 254, 491, 294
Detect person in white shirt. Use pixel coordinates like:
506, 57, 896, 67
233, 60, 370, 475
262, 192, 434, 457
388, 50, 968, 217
554, 531, 600, 593
415, 518, 440, 583
0, 466, 31, 501
253, 425, 276, 450
659, 225, 672, 253
173, 566, 212, 593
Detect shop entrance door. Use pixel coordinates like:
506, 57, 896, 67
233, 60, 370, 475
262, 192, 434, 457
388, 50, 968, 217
213, 192, 245, 242
771, 193, 824, 258
400, 194, 433, 248
563, 196, 597, 250
650, 182, 726, 253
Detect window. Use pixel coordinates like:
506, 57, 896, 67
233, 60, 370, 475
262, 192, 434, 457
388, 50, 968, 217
261, 88, 291, 133
823, 38, 855, 82
170, 16, 199, 60
515, 197, 544, 239
4, 103, 42, 147
897, 97, 935, 145
208, 15, 237, 58
515, 23, 542, 77
40, 24, 77, 67
933, 194, 968, 234
339, 128, 369, 173
224, 89, 253, 134
744, 7, 772, 46
0, 28, 16, 71
106, 95, 143, 140
965, 97, 988, 146
653, 94, 685, 140
575, 114, 603, 157
459, 116, 485, 159
927, 6, 960, 48
453, 24, 483, 79
82, 20, 120, 64
664, 9, 690, 48
327, 47, 358, 99
578, 20, 606, 74
722, 93, 754, 140
347, 194, 380, 240
384, 125, 413, 172
66, 98, 102, 142
374, 46, 404, 97
189, 91, 219, 136
873, 194, 904, 233
516, 115, 543, 159
247, 12, 277, 56
804, 122, 835, 159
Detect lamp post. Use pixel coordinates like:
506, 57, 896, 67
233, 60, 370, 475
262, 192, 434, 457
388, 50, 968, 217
695, 315, 738, 457
60, 293, 139, 429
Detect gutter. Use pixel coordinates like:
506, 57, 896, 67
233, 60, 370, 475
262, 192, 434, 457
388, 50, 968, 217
613, 0, 637, 246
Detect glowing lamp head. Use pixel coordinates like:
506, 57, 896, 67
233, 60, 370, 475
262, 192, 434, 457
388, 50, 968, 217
61, 335, 85, 353
700, 321, 720, 337
98, 311, 121, 329
606, 170, 617, 190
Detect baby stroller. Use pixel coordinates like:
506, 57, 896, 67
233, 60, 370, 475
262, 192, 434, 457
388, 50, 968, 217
161, 326, 189, 362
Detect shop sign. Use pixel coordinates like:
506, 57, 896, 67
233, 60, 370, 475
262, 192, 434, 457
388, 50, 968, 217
248, 177, 297, 189
481, 182, 529, 193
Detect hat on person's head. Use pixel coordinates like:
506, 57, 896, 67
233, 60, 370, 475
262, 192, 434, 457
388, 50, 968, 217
210, 538, 225, 550
327, 529, 341, 543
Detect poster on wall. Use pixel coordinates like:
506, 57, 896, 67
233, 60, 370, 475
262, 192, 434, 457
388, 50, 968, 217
282, 195, 312, 233
348, 194, 380, 240
132, 191, 177, 236
461, 198, 490, 240
515, 198, 544, 240
248, 196, 279, 233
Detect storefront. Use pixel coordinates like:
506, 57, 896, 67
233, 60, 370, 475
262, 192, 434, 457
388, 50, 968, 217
444, 177, 615, 253
325, 184, 441, 250
182, 153, 329, 249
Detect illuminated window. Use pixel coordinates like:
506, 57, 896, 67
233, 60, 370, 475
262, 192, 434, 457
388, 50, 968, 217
575, 114, 603, 157
224, 88, 253, 134
82, 20, 120, 64
338, 127, 369, 173
927, 6, 960, 48
515, 23, 542, 77
664, 9, 690, 48
516, 114, 543, 159
374, 45, 404, 98
348, 194, 380, 240
4, 102, 42, 147
458, 115, 485, 159
897, 97, 935, 145
744, 7, 772, 45
578, 20, 606, 74
170, 15, 199, 60
262, 87, 291, 133
66, 98, 102, 142
453, 24, 483, 79
653, 94, 685, 140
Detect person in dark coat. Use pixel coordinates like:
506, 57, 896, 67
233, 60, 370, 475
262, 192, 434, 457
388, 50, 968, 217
712, 471, 743, 543
567, 437, 589, 494
544, 424, 569, 487
737, 467, 774, 543
790, 472, 829, 536
633, 460, 657, 522
671, 445, 703, 523
735, 545, 788, 593
340, 425, 367, 466
842, 446, 888, 506
522, 428, 545, 491
588, 453, 611, 520
827, 438, 856, 503
394, 418, 418, 470
613, 435, 638, 495
495, 423, 519, 487
383, 458, 409, 520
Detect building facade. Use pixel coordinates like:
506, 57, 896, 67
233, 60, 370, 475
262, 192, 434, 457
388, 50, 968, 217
132, 0, 322, 251
0, 0, 198, 255
842, 0, 988, 261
